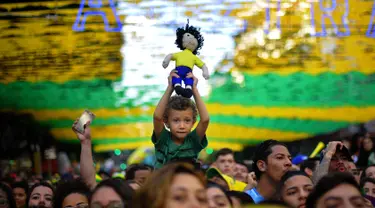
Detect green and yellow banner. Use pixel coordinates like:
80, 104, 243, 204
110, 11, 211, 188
1, 0, 375, 152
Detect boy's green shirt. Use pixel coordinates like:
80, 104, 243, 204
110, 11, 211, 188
152, 127, 208, 169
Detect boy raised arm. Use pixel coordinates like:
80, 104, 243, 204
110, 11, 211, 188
187, 72, 209, 140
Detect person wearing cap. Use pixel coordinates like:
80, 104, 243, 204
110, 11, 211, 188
312, 141, 353, 184
206, 167, 247, 191
213, 148, 236, 177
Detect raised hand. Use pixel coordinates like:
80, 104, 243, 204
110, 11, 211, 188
244, 172, 257, 191
186, 72, 198, 88
72, 119, 91, 143
168, 69, 179, 87
324, 141, 343, 158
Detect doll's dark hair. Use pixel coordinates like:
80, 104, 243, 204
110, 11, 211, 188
175, 19, 204, 55
163, 95, 198, 122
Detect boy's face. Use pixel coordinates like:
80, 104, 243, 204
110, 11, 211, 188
215, 154, 235, 177
167, 108, 195, 140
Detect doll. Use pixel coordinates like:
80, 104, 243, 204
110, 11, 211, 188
162, 20, 209, 98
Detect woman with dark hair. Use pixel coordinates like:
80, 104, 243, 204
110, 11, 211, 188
357, 133, 374, 168
27, 182, 54, 208
206, 182, 232, 208
133, 162, 208, 208
0, 182, 17, 208
351, 132, 366, 164
12, 181, 28, 208
306, 172, 365, 208
279, 171, 313, 208
54, 179, 90, 208
90, 179, 133, 208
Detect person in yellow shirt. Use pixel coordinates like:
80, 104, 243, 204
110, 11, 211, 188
162, 20, 209, 98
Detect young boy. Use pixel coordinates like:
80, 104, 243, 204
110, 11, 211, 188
152, 71, 210, 169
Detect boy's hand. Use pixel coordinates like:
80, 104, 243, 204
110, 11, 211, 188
186, 72, 198, 88
168, 69, 179, 87
72, 119, 91, 143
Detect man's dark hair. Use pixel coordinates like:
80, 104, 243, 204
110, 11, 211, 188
91, 179, 133, 207
163, 96, 198, 122
236, 161, 251, 172
54, 179, 90, 208
306, 172, 360, 208
215, 148, 234, 161
360, 177, 375, 189
175, 19, 204, 55
12, 180, 29, 194
252, 140, 287, 179
279, 171, 311, 193
300, 158, 319, 172
125, 164, 153, 181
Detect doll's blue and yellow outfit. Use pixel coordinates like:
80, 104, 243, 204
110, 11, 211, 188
171, 49, 205, 87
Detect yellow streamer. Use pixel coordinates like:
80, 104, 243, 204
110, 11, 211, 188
4, 105, 375, 122
51, 123, 309, 141
94, 141, 244, 152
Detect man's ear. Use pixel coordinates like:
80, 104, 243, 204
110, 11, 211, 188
257, 160, 267, 172
304, 168, 313, 177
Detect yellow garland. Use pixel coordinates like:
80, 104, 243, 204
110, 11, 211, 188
94, 141, 244, 152
4, 105, 375, 122
51, 123, 309, 141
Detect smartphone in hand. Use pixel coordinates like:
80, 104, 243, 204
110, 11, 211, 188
73, 110, 96, 134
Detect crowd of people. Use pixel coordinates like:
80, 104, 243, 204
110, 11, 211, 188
2, 137, 375, 208
2, 70, 375, 208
